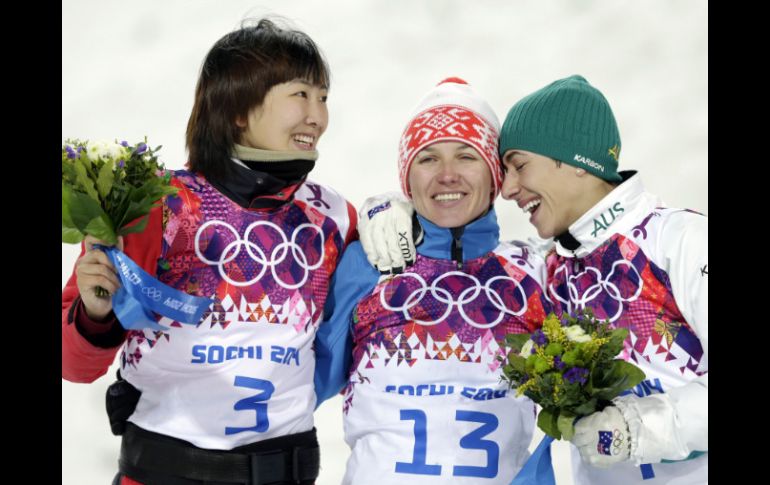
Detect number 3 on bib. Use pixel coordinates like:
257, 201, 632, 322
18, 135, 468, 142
225, 376, 275, 435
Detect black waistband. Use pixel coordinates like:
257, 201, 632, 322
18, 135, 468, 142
119, 423, 320, 484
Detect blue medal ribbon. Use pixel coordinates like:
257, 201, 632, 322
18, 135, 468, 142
95, 245, 213, 330
509, 435, 556, 485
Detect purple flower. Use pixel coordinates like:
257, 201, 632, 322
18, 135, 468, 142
120, 140, 129, 147
560, 316, 570, 326
564, 367, 589, 385
553, 355, 565, 370
118, 160, 125, 168
65, 146, 77, 159
532, 329, 547, 347
571, 311, 586, 325
135, 142, 147, 154
76, 146, 85, 153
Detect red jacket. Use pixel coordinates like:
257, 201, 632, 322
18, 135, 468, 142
61, 206, 163, 383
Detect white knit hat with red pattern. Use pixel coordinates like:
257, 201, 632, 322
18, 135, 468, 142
398, 77, 502, 201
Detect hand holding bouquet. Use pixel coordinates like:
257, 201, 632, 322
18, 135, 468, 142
62, 139, 210, 330
502, 309, 645, 440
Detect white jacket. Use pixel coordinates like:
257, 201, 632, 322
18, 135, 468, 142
547, 172, 707, 485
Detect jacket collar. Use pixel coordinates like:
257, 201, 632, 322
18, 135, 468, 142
554, 171, 662, 257
205, 145, 316, 210
416, 208, 500, 261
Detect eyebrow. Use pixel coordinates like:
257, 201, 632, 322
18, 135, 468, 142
505, 152, 527, 163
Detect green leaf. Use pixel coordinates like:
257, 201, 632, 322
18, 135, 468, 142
557, 412, 577, 441
96, 159, 115, 199
73, 158, 99, 201
62, 186, 84, 243
533, 355, 550, 373
572, 398, 598, 416
592, 360, 646, 401
83, 213, 117, 245
66, 189, 101, 230
604, 328, 629, 356
525, 354, 539, 373
118, 214, 150, 236
114, 179, 176, 230
107, 185, 132, 230
62, 159, 78, 185
505, 333, 531, 351
62, 183, 78, 228
507, 353, 527, 374
116, 199, 154, 230
537, 408, 561, 440
62, 224, 84, 243
561, 349, 579, 366
545, 342, 564, 357
67, 188, 117, 245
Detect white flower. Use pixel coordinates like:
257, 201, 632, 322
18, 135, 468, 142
519, 339, 534, 357
87, 140, 129, 162
565, 325, 592, 343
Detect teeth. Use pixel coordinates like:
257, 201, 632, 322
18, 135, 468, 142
434, 193, 463, 201
523, 199, 541, 213
294, 135, 314, 145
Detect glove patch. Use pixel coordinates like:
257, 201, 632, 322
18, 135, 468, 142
367, 201, 391, 219
597, 429, 626, 456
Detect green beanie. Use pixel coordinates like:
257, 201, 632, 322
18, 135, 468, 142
499, 75, 622, 182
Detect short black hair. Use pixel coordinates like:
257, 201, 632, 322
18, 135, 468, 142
185, 18, 330, 179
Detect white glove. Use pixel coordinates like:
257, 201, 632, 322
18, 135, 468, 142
571, 405, 631, 468
357, 192, 419, 273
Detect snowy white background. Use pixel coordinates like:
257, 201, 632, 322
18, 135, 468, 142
62, 1, 707, 484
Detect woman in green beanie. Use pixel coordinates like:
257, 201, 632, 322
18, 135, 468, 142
498, 75, 707, 485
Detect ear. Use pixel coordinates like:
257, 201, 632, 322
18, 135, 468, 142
235, 115, 248, 129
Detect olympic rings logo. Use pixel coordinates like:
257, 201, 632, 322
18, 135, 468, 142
142, 286, 162, 301
379, 271, 528, 328
611, 429, 626, 455
194, 220, 324, 289
549, 260, 642, 322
